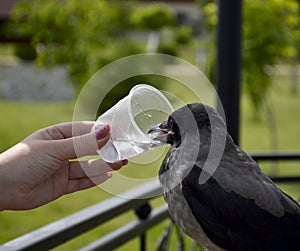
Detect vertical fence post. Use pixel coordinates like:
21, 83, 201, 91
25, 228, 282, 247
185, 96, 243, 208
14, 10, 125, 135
135, 203, 152, 251
216, 0, 243, 145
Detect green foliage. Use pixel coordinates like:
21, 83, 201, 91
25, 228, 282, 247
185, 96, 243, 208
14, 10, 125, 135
130, 3, 190, 57
9, 0, 188, 103
175, 26, 193, 45
11, 0, 140, 88
203, 2, 218, 30
130, 3, 176, 30
158, 41, 177, 56
243, 0, 299, 111
203, 0, 300, 112
157, 26, 193, 56
14, 44, 37, 61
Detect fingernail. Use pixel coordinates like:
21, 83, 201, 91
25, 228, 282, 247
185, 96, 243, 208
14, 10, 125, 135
122, 159, 129, 166
95, 124, 110, 140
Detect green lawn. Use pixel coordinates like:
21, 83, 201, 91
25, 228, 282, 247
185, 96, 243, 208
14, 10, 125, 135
0, 100, 74, 152
0, 73, 299, 250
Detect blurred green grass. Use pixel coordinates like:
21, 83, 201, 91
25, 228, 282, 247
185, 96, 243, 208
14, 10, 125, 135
0, 74, 299, 250
0, 101, 74, 152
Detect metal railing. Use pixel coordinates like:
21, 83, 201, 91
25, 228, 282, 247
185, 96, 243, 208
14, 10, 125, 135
0, 179, 168, 251
252, 152, 300, 183
0, 152, 299, 251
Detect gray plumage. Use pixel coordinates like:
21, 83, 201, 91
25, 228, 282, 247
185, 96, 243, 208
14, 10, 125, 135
149, 102, 300, 251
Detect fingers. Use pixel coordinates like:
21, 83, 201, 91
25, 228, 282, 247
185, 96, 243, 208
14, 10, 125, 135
71, 121, 95, 137
29, 121, 95, 141
69, 159, 126, 179
54, 124, 110, 159
66, 158, 128, 193
66, 173, 112, 194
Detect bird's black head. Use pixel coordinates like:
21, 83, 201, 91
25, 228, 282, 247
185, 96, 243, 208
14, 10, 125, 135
148, 102, 224, 147
148, 115, 181, 146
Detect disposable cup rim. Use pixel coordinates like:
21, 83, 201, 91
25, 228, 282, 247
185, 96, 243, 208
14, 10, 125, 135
126, 84, 174, 138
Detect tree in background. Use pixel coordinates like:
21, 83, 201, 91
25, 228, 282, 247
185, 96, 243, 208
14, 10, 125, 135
11, 0, 140, 89
130, 3, 176, 30
7, 0, 195, 114
130, 3, 192, 55
243, 0, 299, 111
203, 0, 299, 113
9, 0, 193, 91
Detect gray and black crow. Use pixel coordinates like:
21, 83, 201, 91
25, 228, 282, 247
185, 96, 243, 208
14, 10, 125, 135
148, 102, 300, 251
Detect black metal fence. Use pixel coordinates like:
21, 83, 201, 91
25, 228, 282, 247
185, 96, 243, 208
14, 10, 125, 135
252, 152, 300, 183
0, 152, 299, 251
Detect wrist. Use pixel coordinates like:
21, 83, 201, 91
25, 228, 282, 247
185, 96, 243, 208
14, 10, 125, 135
0, 148, 18, 211
0, 157, 8, 211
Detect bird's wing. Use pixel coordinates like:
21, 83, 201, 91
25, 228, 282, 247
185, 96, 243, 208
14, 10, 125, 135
212, 146, 300, 217
182, 170, 264, 250
182, 150, 300, 250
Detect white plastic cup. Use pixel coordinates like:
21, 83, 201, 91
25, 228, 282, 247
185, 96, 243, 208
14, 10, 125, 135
92, 84, 174, 163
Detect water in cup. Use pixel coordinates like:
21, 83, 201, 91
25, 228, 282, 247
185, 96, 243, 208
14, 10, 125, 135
92, 84, 173, 163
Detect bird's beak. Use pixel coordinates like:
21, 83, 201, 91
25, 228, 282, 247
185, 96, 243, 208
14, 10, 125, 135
147, 122, 173, 144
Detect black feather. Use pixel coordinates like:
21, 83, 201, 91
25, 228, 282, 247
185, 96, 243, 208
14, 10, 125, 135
154, 102, 300, 250
182, 165, 300, 250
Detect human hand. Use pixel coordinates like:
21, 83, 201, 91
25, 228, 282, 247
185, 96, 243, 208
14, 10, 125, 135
0, 122, 127, 210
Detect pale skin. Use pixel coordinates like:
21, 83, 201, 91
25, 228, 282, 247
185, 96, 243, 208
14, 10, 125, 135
0, 121, 127, 211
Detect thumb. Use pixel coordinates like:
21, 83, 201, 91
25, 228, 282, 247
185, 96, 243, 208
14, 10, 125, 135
56, 124, 110, 159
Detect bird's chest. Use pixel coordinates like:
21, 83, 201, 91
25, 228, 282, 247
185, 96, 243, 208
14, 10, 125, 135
164, 185, 201, 236
163, 185, 224, 251
159, 147, 195, 191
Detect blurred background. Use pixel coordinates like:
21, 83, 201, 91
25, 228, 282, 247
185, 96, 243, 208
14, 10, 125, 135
0, 0, 299, 250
